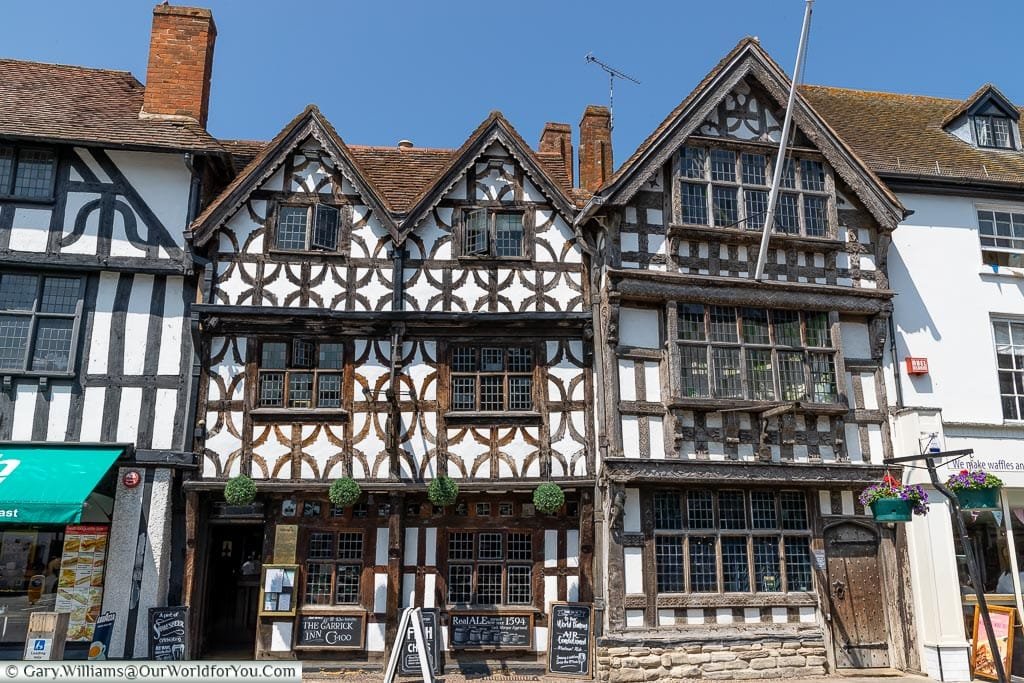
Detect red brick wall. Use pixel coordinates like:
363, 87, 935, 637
579, 105, 612, 192
141, 5, 217, 126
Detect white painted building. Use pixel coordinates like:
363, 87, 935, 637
805, 83, 1024, 680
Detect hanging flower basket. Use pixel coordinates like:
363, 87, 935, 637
427, 476, 459, 508
224, 474, 257, 506
946, 469, 1003, 510
328, 477, 362, 508
533, 483, 565, 514
869, 498, 913, 522
859, 474, 928, 522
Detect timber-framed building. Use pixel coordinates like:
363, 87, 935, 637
0, 5, 229, 659
185, 106, 596, 660
577, 39, 921, 678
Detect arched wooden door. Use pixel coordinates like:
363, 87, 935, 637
824, 521, 890, 669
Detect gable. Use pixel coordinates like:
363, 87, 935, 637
595, 40, 903, 230
190, 107, 398, 246
698, 78, 785, 143
400, 113, 575, 241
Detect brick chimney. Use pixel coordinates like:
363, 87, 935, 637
539, 122, 573, 188
141, 4, 217, 126
578, 105, 612, 192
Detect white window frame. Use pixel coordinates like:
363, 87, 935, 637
976, 204, 1024, 270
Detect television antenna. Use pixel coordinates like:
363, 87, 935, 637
585, 53, 640, 130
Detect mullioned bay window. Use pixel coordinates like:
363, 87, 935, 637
675, 304, 838, 404
446, 531, 533, 606
450, 345, 534, 412
653, 489, 813, 595
304, 530, 364, 605
258, 340, 343, 409
677, 145, 832, 238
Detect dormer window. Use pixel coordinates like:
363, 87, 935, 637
274, 203, 342, 252
975, 115, 1014, 149
459, 208, 526, 258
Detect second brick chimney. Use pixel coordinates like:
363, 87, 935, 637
141, 4, 217, 126
579, 105, 612, 192
539, 122, 574, 188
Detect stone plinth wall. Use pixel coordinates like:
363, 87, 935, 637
597, 639, 828, 681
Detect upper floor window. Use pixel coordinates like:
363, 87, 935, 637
675, 304, 837, 403
258, 340, 343, 409
274, 203, 341, 252
678, 145, 831, 238
450, 345, 534, 412
460, 208, 525, 258
994, 319, 1024, 421
974, 116, 1014, 149
978, 208, 1024, 268
0, 273, 82, 374
653, 489, 812, 595
0, 146, 56, 201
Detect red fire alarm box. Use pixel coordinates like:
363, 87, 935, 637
905, 357, 929, 375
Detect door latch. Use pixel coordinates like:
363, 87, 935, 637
832, 579, 845, 600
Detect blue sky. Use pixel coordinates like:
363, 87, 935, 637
5, 1, 1023, 167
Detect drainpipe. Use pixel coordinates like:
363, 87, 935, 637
576, 215, 609, 635
888, 315, 905, 409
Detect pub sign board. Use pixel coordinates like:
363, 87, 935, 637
449, 613, 532, 649
296, 614, 366, 650
547, 603, 593, 678
148, 607, 189, 660
399, 608, 442, 676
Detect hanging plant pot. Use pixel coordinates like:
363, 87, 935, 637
427, 476, 459, 508
869, 498, 913, 522
956, 487, 1000, 510
328, 477, 362, 508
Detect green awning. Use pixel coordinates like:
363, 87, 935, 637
0, 446, 122, 524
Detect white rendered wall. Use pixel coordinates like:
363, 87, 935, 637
888, 193, 1024, 424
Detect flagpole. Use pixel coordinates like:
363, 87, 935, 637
753, 0, 814, 281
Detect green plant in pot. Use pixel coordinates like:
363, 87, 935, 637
533, 483, 565, 514
946, 469, 1003, 510
224, 474, 257, 506
428, 476, 459, 508
329, 477, 362, 508
859, 474, 928, 522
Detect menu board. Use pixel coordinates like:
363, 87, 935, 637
148, 607, 189, 660
547, 603, 593, 678
54, 525, 108, 642
258, 564, 298, 616
399, 609, 442, 676
296, 614, 366, 649
450, 613, 532, 649
972, 605, 1015, 681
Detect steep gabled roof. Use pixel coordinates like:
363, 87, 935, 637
592, 38, 904, 229
215, 140, 573, 217
940, 83, 1019, 127
398, 111, 577, 240
802, 85, 1024, 187
189, 106, 399, 245
0, 58, 223, 153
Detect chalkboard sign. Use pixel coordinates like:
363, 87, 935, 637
148, 607, 189, 660
547, 603, 593, 678
296, 614, 366, 649
450, 613, 532, 649
399, 608, 442, 676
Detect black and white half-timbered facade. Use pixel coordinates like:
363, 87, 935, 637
578, 39, 920, 678
0, 4, 226, 660
186, 107, 595, 661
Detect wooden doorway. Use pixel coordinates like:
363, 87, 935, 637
825, 521, 890, 669
201, 523, 264, 658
